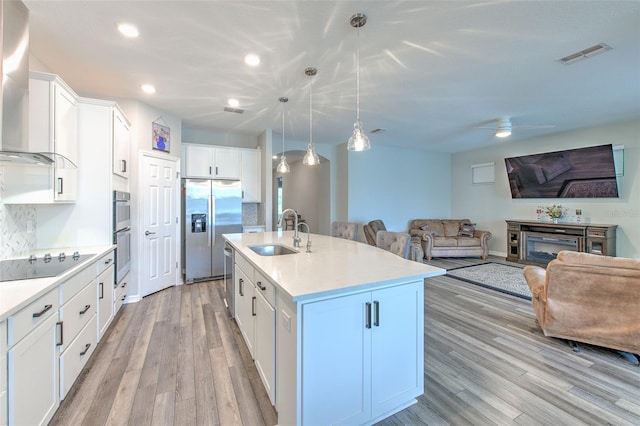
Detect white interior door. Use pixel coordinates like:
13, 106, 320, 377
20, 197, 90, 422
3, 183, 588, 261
141, 153, 179, 297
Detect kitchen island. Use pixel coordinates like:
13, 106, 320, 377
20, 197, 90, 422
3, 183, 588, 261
224, 231, 445, 426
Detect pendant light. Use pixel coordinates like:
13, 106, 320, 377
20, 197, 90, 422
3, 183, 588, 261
303, 67, 320, 166
276, 97, 290, 173
347, 13, 371, 152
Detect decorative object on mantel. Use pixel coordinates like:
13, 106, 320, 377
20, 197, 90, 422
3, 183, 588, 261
302, 67, 320, 166
543, 204, 567, 223
276, 97, 290, 174
152, 116, 170, 152
346, 13, 371, 152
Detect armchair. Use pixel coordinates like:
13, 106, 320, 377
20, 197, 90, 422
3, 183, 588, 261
523, 250, 640, 355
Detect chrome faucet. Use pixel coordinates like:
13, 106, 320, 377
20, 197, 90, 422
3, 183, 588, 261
277, 208, 301, 248
297, 222, 312, 253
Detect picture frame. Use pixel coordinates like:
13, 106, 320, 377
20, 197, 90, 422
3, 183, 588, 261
152, 120, 170, 152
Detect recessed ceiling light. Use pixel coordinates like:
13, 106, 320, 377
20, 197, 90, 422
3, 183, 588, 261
244, 54, 260, 67
118, 23, 139, 38
228, 98, 240, 107
141, 84, 156, 94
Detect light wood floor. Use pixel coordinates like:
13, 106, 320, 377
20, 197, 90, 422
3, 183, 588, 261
50, 256, 640, 426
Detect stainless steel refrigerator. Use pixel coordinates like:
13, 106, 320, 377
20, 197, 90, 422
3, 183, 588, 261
183, 179, 242, 282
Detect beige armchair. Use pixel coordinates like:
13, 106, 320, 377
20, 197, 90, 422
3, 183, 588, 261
523, 251, 640, 355
331, 221, 358, 241
376, 231, 411, 259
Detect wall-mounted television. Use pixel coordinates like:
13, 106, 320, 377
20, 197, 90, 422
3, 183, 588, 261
504, 144, 619, 199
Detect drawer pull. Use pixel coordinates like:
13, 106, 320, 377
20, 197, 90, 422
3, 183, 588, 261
33, 304, 53, 318
121, 295, 127, 301
121, 281, 127, 288
257, 281, 266, 291
252, 296, 257, 316
99, 282, 104, 299
79, 304, 91, 315
56, 321, 64, 346
80, 343, 91, 356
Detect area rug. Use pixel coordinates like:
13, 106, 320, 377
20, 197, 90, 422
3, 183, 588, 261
446, 262, 532, 300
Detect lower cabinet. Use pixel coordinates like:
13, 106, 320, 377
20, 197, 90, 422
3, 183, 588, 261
279, 280, 424, 426
59, 316, 97, 399
7, 314, 59, 426
97, 264, 115, 341
234, 256, 276, 405
114, 272, 129, 315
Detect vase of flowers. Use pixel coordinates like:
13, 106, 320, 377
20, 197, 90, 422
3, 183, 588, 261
544, 204, 566, 223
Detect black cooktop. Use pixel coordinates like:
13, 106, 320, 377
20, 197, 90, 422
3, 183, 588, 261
0, 253, 95, 282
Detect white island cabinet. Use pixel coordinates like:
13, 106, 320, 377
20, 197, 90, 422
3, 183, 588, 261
225, 231, 445, 426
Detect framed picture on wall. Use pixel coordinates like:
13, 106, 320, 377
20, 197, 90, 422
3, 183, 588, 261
152, 120, 170, 152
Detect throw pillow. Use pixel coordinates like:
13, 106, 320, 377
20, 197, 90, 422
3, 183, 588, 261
458, 222, 476, 238
419, 223, 433, 235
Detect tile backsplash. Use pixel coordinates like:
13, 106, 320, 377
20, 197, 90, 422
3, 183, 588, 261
0, 168, 37, 260
242, 203, 259, 225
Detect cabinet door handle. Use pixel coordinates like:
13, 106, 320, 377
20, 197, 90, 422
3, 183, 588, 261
56, 321, 64, 346
57, 177, 64, 194
79, 304, 91, 315
239, 278, 244, 296
32, 304, 53, 318
122, 159, 127, 173
215, 166, 219, 175
99, 282, 104, 299
80, 343, 91, 356
373, 300, 380, 327
257, 281, 266, 291
252, 296, 257, 316
209, 166, 212, 175
365, 302, 372, 329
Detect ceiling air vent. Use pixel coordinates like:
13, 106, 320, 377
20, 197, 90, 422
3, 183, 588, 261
556, 43, 612, 65
370, 128, 386, 134
224, 107, 245, 114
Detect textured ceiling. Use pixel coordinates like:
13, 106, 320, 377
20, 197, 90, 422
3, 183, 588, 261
24, 0, 640, 153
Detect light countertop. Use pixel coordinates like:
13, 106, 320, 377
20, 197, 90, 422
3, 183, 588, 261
0, 245, 115, 322
224, 231, 445, 302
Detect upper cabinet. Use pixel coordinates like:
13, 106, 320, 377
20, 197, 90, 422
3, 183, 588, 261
3, 72, 79, 204
183, 143, 241, 179
240, 148, 261, 203
112, 107, 130, 179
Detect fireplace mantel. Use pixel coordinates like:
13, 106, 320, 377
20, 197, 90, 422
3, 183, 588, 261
505, 220, 617, 266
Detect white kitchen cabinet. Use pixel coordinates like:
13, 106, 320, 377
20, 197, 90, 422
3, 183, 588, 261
3, 72, 78, 204
112, 107, 131, 179
240, 148, 261, 202
234, 256, 276, 405
234, 264, 255, 356
7, 296, 59, 426
97, 252, 116, 341
1, 321, 6, 426
287, 280, 423, 426
114, 271, 129, 315
253, 272, 276, 405
183, 144, 241, 179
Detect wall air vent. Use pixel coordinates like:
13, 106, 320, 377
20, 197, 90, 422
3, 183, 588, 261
556, 43, 612, 65
224, 107, 245, 114
370, 128, 386, 134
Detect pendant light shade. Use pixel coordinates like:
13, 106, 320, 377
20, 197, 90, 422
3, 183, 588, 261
303, 67, 320, 166
347, 13, 371, 152
276, 97, 290, 173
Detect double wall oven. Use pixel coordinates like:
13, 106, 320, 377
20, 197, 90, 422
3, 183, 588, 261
113, 191, 131, 284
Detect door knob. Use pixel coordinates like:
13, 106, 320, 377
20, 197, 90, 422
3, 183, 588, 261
145, 230, 156, 236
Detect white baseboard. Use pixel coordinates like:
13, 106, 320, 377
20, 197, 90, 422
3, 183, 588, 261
123, 294, 141, 304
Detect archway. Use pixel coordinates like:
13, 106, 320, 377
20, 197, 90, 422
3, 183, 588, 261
272, 150, 330, 235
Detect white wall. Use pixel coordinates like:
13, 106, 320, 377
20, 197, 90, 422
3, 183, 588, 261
347, 144, 452, 235
451, 118, 640, 258
117, 100, 182, 299
182, 126, 258, 149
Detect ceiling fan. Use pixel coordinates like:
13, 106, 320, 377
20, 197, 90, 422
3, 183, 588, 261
476, 116, 556, 138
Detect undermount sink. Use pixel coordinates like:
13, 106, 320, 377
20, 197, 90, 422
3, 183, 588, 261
248, 244, 298, 256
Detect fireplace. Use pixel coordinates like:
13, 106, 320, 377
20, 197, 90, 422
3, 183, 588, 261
524, 233, 580, 264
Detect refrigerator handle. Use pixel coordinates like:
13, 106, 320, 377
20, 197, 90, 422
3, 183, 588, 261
208, 195, 213, 247
210, 194, 216, 243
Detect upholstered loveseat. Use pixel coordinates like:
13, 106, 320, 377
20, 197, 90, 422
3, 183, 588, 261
408, 219, 491, 261
523, 251, 640, 354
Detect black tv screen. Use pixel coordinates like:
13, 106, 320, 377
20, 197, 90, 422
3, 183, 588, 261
505, 144, 619, 198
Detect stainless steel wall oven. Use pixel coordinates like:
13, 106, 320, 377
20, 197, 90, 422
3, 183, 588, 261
113, 191, 131, 284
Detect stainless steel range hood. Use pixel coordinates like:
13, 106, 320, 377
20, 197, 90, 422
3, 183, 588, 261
0, 0, 75, 168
